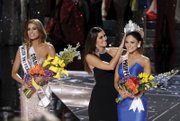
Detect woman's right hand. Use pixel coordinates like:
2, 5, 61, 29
118, 89, 128, 99
23, 82, 32, 89
118, 89, 134, 99
119, 33, 126, 48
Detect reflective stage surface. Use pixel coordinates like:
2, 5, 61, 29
49, 71, 94, 121
49, 71, 180, 121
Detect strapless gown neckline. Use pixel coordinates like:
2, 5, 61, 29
118, 63, 144, 78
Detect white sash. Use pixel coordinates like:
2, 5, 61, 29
121, 53, 144, 112
19, 45, 30, 74
29, 47, 38, 67
19, 45, 52, 107
19, 45, 38, 72
121, 53, 130, 77
129, 98, 144, 112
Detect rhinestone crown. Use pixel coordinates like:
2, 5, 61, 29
124, 20, 140, 33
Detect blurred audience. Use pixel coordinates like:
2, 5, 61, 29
154, 0, 177, 73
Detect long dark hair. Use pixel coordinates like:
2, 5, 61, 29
126, 31, 144, 53
84, 27, 104, 73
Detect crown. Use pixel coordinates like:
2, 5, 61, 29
124, 20, 140, 33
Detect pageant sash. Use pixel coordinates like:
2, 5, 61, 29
129, 98, 145, 112
29, 47, 38, 67
37, 85, 52, 107
19, 45, 51, 107
121, 53, 144, 112
19, 45, 30, 74
122, 53, 130, 77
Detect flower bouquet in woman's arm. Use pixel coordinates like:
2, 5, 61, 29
23, 43, 81, 98
58, 43, 81, 65
42, 42, 81, 80
23, 64, 46, 98
116, 69, 179, 103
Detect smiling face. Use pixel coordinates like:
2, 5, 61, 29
24, 19, 47, 47
27, 23, 40, 40
125, 35, 141, 54
96, 31, 107, 49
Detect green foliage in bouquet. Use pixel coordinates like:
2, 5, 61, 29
58, 43, 81, 65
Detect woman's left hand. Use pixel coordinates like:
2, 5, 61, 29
35, 77, 46, 86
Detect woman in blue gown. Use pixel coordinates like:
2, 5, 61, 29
114, 31, 151, 121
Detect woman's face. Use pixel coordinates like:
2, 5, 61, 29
96, 31, 107, 48
27, 23, 40, 40
124, 35, 140, 53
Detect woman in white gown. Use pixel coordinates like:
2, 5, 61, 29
11, 19, 56, 121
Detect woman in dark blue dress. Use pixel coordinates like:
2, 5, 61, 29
114, 31, 151, 121
84, 27, 125, 121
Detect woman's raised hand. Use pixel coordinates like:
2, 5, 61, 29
119, 33, 126, 49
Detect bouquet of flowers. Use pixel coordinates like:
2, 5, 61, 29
115, 69, 179, 103
23, 43, 81, 98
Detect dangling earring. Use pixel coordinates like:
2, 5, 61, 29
138, 44, 141, 48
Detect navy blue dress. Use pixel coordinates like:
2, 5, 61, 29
88, 53, 118, 121
117, 63, 148, 121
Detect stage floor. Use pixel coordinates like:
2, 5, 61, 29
49, 71, 180, 121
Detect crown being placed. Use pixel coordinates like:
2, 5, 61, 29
124, 20, 140, 33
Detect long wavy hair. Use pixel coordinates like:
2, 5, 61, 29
23, 19, 47, 48
126, 31, 144, 53
84, 27, 104, 73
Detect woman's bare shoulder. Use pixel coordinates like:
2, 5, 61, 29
141, 55, 150, 61
44, 42, 54, 47
43, 42, 55, 50
140, 55, 151, 64
85, 53, 97, 59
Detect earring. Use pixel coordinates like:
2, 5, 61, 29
138, 44, 141, 48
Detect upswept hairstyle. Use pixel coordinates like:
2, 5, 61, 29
84, 27, 104, 73
23, 19, 47, 48
126, 31, 144, 53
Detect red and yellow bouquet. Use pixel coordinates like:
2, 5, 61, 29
116, 69, 179, 103
115, 73, 155, 103
117, 73, 154, 96
23, 43, 81, 98
23, 55, 68, 98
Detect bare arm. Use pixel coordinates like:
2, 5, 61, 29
143, 57, 151, 74
135, 56, 151, 98
114, 60, 131, 98
47, 43, 56, 57
11, 49, 24, 84
86, 34, 126, 70
114, 61, 121, 92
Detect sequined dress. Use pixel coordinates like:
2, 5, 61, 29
20, 85, 49, 121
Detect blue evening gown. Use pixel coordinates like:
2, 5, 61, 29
117, 63, 148, 121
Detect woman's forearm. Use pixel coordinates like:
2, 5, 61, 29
12, 73, 24, 85
109, 33, 126, 69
